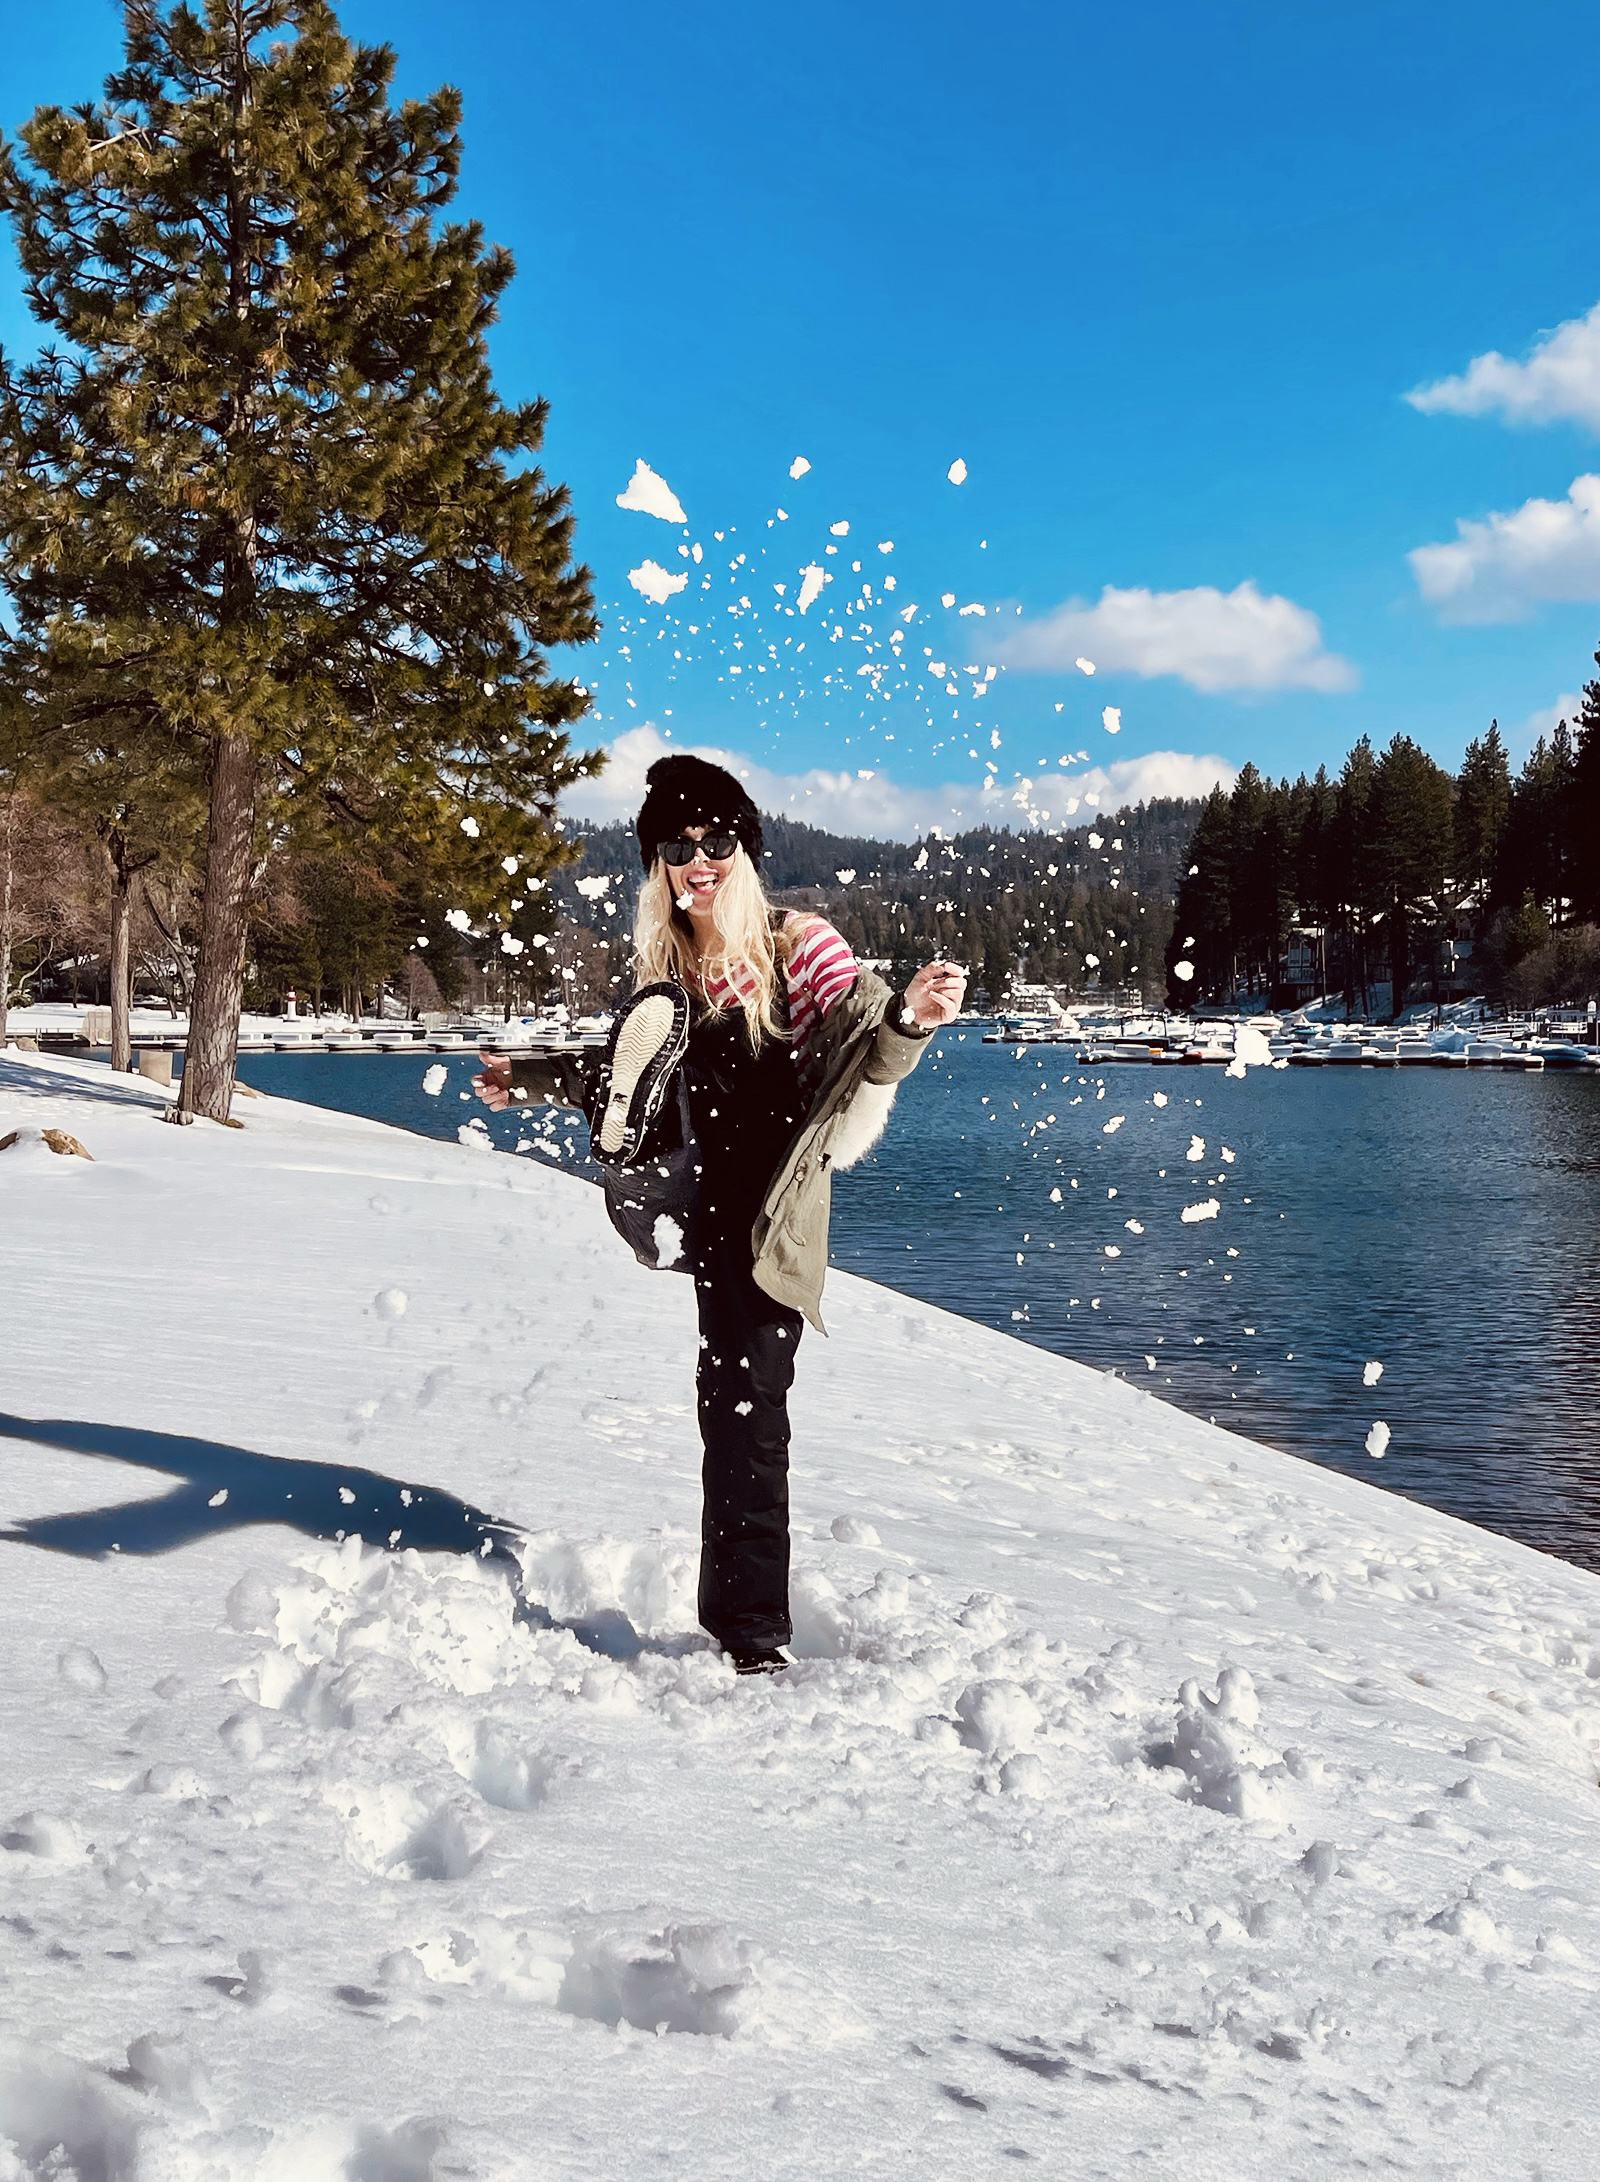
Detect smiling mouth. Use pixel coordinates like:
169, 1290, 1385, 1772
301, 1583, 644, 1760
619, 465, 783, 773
683, 871, 719, 896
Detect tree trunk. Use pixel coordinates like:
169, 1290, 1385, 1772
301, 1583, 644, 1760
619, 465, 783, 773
109, 853, 133, 1072
0, 786, 17, 1049
177, 732, 258, 1121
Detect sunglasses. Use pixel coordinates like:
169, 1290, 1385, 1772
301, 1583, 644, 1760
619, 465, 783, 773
659, 833, 739, 866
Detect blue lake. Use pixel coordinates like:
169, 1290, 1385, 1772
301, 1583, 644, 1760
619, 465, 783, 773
233, 1038, 1600, 1574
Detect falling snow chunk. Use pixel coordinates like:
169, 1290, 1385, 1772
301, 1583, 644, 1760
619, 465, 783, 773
1366, 1419, 1391, 1460
1174, 959, 1196, 982
877, 540, 894, 554
1180, 1199, 1220, 1224
1364, 1360, 1385, 1387
575, 875, 613, 899
459, 815, 480, 838
444, 908, 471, 933
796, 566, 826, 613
940, 592, 956, 608
835, 868, 857, 886
958, 602, 986, 617
421, 1064, 448, 1097
1187, 1136, 1205, 1160
830, 520, 850, 536
652, 1214, 684, 1268
500, 934, 525, 956
1100, 1114, 1124, 1134
615, 457, 687, 524
1103, 1244, 1121, 1258
947, 457, 968, 485
1075, 656, 1096, 674
1087, 832, 1103, 849
1102, 706, 1121, 734
1152, 1091, 1169, 1107
628, 560, 689, 605
789, 455, 811, 479
1124, 1218, 1144, 1233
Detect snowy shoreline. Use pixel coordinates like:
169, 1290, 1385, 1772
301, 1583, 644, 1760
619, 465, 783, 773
2, 1051, 1598, 2179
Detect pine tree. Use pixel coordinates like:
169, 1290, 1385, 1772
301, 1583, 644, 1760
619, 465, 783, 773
1455, 721, 1511, 910
0, 0, 597, 1120
1575, 662, 1600, 925
1371, 734, 1453, 1016
1332, 737, 1378, 1016
1166, 787, 1232, 1004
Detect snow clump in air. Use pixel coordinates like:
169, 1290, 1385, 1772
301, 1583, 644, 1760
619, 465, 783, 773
459, 815, 480, 838
421, 1064, 448, 1097
1227, 1024, 1274, 1077
1173, 959, 1196, 982
1187, 1135, 1205, 1161
789, 455, 811, 479
1181, 1199, 1220, 1224
1363, 1360, 1384, 1387
615, 458, 687, 524
1102, 706, 1121, 734
796, 565, 826, 613
1365, 1420, 1391, 1460
1101, 1115, 1125, 1135
1075, 656, 1095, 674
628, 560, 689, 606
652, 1215, 684, 1268
947, 458, 967, 485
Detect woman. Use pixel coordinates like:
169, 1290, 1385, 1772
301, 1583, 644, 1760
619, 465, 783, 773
474, 754, 965, 1674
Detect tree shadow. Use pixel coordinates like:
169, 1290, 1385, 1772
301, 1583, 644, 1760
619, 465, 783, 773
0, 1412, 680, 1659
0, 1054, 170, 1113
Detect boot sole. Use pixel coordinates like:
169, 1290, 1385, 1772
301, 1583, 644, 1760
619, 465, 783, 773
597, 992, 682, 1158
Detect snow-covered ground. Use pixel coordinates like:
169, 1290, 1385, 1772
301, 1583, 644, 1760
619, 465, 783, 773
2, 1050, 1598, 2181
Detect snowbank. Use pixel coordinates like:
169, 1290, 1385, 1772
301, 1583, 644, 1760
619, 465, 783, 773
1, 1051, 1597, 2179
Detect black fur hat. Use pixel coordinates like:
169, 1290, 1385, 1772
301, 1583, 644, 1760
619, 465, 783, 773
635, 753, 763, 871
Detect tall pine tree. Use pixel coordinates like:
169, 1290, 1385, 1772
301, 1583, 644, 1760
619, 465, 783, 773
0, 0, 598, 1119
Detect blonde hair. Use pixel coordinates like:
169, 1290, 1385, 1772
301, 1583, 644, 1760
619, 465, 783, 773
633, 846, 792, 1048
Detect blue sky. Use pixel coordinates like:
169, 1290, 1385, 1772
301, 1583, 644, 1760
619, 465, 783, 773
6, 0, 1600, 836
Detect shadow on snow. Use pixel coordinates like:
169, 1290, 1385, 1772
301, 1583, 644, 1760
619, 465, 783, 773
0, 1412, 665, 1661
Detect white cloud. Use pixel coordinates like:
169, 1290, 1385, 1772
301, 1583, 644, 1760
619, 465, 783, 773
563, 726, 1233, 842
999, 582, 1355, 693
1406, 302, 1600, 433
1408, 474, 1600, 621
615, 459, 687, 524
1514, 692, 1585, 754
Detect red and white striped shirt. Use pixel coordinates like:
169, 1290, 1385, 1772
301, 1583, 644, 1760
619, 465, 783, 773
701, 912, 859, 1085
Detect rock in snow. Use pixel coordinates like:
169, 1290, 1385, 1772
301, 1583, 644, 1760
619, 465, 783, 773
1, 1049, 1599, 2179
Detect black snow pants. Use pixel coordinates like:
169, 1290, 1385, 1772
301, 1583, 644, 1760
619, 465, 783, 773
684, 1007, 808, 1652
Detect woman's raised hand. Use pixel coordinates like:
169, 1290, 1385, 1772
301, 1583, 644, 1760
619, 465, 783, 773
903, 960, 967, 1029
472, 1051, 515, 1111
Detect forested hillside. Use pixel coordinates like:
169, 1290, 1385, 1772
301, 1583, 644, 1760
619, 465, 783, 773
556, 799, 1204, 1005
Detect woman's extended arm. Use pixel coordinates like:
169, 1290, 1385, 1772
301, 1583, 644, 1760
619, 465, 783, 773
472, 1048, 599, 1113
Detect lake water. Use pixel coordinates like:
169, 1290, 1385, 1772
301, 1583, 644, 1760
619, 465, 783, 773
232, 1038, 1600, 1574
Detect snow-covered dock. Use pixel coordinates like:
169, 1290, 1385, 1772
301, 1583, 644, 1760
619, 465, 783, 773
2, 1051, 1598, 2179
